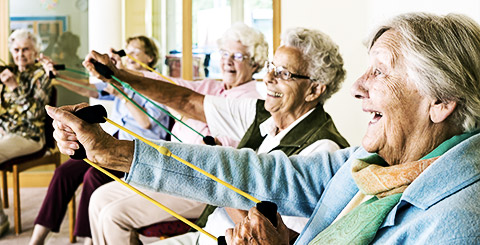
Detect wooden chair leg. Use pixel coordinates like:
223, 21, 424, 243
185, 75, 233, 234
69, 193, 76, 243
1, 171, 8, 208
13, 165, 21, 235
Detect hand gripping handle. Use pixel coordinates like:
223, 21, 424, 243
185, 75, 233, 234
70, 105, 108, 159
217, 201, 278, 245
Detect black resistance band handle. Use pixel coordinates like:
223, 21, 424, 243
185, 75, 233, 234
202, 136, 216, 146
91, 59, 114, 79
48, 64, 66, 79
54, 64, 66, 70
70, 105, 108, 160
217, 201, 278, 245
112, 49, 127, 57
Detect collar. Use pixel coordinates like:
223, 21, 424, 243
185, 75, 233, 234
259, 108, 315, 137
381, 131, 480, 227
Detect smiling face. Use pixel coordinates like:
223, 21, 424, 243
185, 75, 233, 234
263, 46, 323, 128
351, 30, 449, 165
220, 40, 257, 89
125, 39, 153, 71
11, 38, 37, 71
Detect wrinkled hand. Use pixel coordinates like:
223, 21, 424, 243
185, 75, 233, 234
83, 50, 120, 86
225, 207, 289, 245
38, 53, 57, 77
0, 68, 18, 89
46, 103, 133, 172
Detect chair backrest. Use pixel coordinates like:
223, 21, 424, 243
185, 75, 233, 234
44, 86, 57, 149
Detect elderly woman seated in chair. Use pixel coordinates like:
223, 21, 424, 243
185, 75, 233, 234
0, 29, 56, 237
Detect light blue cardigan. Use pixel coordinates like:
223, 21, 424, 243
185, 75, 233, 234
126, 133, 480, 244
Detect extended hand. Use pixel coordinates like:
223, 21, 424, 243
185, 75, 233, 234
46, 103, 134, 172
83, 50, 120, 86
225, 207, 289, 245
38, 53, 57, 77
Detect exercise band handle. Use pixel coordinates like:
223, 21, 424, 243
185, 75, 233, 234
203, 136, 216, 146
112, 49, 127, 57
70, 105, 108, 160
91, 59, 114, 79
54, 64, 66, 70
48, 64, 66, 79
217, 201, 278, 245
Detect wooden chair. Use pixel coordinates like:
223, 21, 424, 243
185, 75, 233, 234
0, 87, 62, 235
68, 193, 76, 243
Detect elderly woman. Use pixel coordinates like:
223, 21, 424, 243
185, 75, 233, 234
50, 12, 480, 244
85, 24, 270, 245
29, 35, 172, 245
0, 29, 55, 236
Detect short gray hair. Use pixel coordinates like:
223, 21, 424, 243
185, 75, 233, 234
368, 13, 480, 132
282, 28, 346, 104
217, 23, 269, 73
8, 29, 42, 54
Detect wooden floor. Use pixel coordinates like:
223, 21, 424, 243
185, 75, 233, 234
0, 187, 84, 245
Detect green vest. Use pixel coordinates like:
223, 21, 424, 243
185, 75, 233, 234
237, 100, 349, 154
194, 100, 349, 228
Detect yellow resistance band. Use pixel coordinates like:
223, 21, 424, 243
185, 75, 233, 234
104, 117, 261, 204
126, 54, 178, 85
82, 158, 217, 241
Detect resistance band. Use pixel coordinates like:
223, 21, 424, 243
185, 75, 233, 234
51, 65, 183, 142
109, 83, 181, 142
89, 60, 216, 145
71, 104, 277, 244
54, 64, 214, 145
113, 49, 178, 85
83, 158, 215, 240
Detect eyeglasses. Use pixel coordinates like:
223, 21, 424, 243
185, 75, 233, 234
265, 61, 311, 81
220, 50, 249, 62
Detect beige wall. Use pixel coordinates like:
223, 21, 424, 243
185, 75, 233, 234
0, 0, 8, 62
282, 0, 369, 146
124, 0, 147, 41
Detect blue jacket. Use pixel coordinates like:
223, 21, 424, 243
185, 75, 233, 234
126, 132, 480, 244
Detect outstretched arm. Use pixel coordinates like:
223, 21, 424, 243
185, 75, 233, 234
83, 50, 206, 122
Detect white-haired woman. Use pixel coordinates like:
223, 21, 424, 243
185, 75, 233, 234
84, 23, 269, 245
0, 29, 56, 236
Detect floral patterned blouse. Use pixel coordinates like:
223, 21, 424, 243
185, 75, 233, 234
0, 63, 52, 142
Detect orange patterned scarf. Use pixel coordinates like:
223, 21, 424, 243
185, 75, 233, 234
351, 156, 439, 198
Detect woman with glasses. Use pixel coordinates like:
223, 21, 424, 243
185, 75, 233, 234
78, 27, 348, 245
85, 23, 268, 245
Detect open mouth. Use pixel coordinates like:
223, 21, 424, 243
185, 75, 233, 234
267, 90, 283, 98
370, 111, 383, 124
